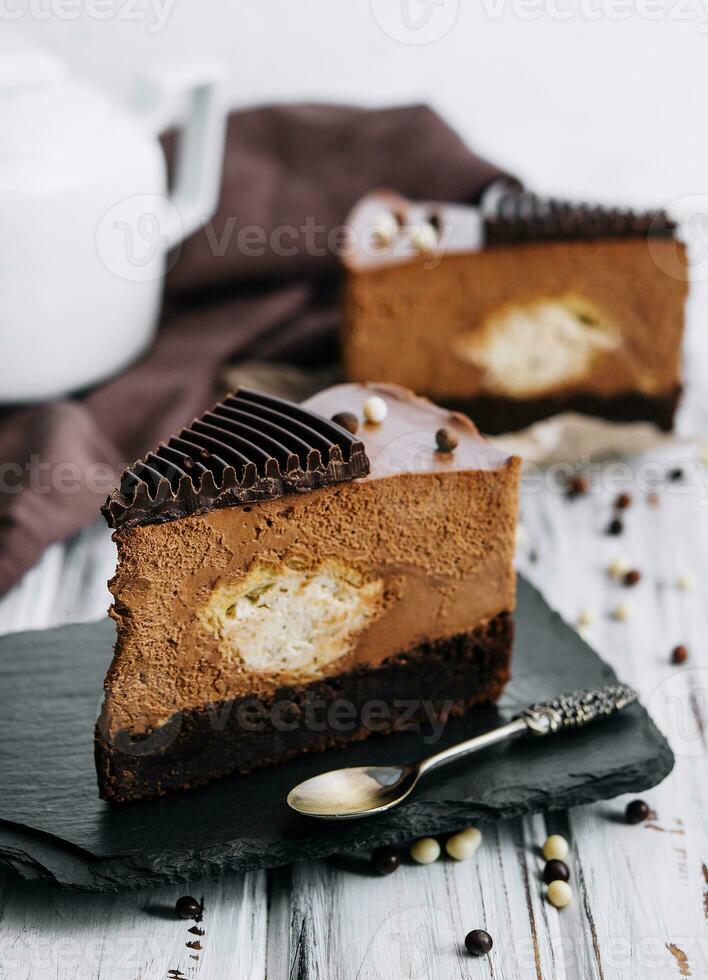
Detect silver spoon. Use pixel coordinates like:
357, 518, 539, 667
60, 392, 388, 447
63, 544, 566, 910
287, 684, 638, 819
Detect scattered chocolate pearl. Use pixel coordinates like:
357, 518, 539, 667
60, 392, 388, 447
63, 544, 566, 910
676, 573, 693, 591
542, 834, 569, 861
465, 929, 493, 956
183, 457, 195, 470
435, 427, 458, 453
699, 444, 708, 466
608, 556, 631, 580
363, 395, 388, 424
623, 569, 641, 587
566, 475, 589, 498
371, 846, 401, 875
547, 880, 572, 908
175, 896, 201, 920
577, 609, 594, 627
614, 492, 632, 509
668, 467, 684, 482
647, 491, 660, 507
543, 860, 570, 885
331, 411, 359, 435
410, 837, 441, 864
465, 929, 494, 956
612, 602, 632, 621
371, 211, 399, 246
607, 517, 624, 536
671, 644, 689, 665
625, 799, 650, 824
446, 827, 482, 861
409, 221, 438, 253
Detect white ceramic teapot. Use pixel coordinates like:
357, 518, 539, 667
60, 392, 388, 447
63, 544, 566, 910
0, 36, 227, 403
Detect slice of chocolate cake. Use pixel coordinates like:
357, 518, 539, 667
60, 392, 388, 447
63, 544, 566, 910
342, 189, 688, 434
96, 385, 520, 802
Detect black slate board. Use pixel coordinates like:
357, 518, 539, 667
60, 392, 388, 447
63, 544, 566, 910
0, 578, 673, 892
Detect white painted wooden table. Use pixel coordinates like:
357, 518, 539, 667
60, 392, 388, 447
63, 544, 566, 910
2, 409, 708, 979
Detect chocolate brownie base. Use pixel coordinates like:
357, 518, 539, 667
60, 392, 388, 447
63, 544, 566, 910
96, 612, 512, 804
445, 387, 681, 436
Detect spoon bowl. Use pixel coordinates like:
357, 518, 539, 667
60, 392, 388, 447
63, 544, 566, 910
287, 764, 420, 819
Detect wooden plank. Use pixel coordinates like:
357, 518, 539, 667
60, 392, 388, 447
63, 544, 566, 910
0, 870, 268, 980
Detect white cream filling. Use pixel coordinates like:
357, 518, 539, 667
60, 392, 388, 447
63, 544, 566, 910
201, 559, 385, 676
455, 297, 619, 398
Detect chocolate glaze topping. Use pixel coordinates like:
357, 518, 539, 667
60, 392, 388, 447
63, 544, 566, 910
102, 388, 370, 531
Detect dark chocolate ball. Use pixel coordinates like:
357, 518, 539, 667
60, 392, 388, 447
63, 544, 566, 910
465, 929, 493, 956
543, 860, 570, 885
435, 427, 458, 453
625, 799, 650, 824
331, 411, 359, 434
175, 895, 201, 919
671, 644, 689, 665
371, 847, 401, 875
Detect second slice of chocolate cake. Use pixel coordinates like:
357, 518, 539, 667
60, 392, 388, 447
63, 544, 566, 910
96, 384, 520, 802
342, 190, 688, 433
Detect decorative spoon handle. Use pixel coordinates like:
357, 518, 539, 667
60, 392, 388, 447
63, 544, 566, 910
419, 683, 638, 775
519, 683, 639, 736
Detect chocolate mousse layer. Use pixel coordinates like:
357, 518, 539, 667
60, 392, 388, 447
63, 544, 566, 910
342, 192, 687, 433
96, 384, 520, 802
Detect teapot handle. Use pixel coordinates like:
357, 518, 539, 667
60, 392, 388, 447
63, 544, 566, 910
149, 63, 227, 248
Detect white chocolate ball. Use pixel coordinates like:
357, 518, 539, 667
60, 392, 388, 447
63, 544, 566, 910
542, 834, 569, 861
410, 837, 440, 865
409, 221, 438, 253
676, 573, 694, 591
547, 880, 572, 908
607, 557, 630, 580
612, 602, 632, 621
458, 826, 482, 846
445, 827, 482, 861
371, 212, 399, 246
363, 396, 388, 424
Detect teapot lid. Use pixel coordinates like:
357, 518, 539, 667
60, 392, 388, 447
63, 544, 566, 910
0, 34, 66, 90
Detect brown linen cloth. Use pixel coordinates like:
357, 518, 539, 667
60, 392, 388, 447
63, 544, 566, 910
0, 103, 517, 597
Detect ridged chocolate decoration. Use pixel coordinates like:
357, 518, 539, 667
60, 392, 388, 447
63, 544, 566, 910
102, 389, 370, 530
484, 189, 676, 245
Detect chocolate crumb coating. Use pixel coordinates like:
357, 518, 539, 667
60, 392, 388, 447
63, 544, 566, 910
102, 388, 370, 531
